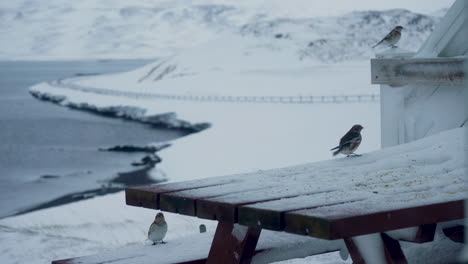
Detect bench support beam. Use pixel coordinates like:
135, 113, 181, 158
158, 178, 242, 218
344, 233, 407, 264
443, 225, 465, 243
399, 223, 437, 243
207, 221, 261, 264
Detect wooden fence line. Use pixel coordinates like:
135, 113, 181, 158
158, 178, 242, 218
51, 80, 380, 105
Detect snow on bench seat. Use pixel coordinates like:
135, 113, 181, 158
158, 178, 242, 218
51, 228, 344, 264
127, 127, 466, 239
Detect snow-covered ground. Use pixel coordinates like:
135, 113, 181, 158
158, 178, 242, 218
2, 1, 462, 263
1, 125, 465, 263
30, 55, 382, 182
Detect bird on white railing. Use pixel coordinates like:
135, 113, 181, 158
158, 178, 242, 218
148, 212, 168, 245
372, 26, 404, 48
330, 124, 364, 157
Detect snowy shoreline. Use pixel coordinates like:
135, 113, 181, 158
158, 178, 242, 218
4, 148, 166, 219
0, 3, 452, 262
30, 84, 211, 133
0, 56, 379, 264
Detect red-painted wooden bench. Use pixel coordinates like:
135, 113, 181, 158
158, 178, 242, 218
123, 171, 464, 263
52, 129, 466, 263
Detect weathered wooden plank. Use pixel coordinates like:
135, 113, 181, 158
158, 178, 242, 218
125, 163, 317, 210
201, 163, 464, 225
371, 57, 467, 86
196, 186, 337, 222
197, 199, 239, 222
125, 186, 159, 209
284, 200, 464, 240
125, 174, 247, 209
237, 190, 367, 231
229, 170, 465, 231
196, 157, 451, 223
128, 128, 465, 224
206, 222, 261, 264
135, 163, 343, 218
157, 174, 306, 217
158, 182, 273, 216
159, 193, 197, 215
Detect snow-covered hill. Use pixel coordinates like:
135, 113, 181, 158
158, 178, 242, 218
0, 0, 442, 61
240, 9, 438, 62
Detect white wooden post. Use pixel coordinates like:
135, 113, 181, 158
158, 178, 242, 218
372, 0, 468, 148
372, 1, 468, 261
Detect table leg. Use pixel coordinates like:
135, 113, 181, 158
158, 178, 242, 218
443, 225, 465, 243
399, 223, 436, 243
206, 221, 261, 264
344, 233, 407, 264
381, 233, 407, 264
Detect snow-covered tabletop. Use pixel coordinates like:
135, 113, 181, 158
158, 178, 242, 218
127, 127, 466, 240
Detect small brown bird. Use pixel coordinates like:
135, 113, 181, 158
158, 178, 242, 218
148, 212, 168, 245
330, 125, 364, 157
373, 26, 403, 48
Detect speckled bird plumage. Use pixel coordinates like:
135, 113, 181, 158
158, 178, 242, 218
331, 125, 363, 157
373, 26, 403, 48
148, 212, 167, 245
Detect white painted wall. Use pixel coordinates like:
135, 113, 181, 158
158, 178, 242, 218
377, 1, 468, 261
378, 0, 468, 148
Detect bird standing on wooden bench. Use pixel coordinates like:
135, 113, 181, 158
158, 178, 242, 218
331, 124, 363, 157
372, 26, 403, 48
148, 212, 168, 245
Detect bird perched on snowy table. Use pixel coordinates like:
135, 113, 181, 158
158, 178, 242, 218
372, 26, 403, 48
148, 212, 167, 245
331, 124, 363, 157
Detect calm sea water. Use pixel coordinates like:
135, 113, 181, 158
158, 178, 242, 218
0, 60, 187, 217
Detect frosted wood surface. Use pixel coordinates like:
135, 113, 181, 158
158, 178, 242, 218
159, 170, 306, 199
132, 163, 318, 197
198, 185, 338, 205
128, 128, 466, 235
240, 163, 465, 213
164, 166, 341, 203
232, 128, 465, 213
142, 173, 247, 191
288, 191, 465, 220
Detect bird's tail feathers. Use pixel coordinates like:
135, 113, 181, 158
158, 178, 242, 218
332, 149, 341, 156
372, 40, 384, 48
331, 145, 341, 156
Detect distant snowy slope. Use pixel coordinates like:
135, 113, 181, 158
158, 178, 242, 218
240, 9, 438, 62
0, 0, 441, 60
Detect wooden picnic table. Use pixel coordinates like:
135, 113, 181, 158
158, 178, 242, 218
126, 134, 466, 264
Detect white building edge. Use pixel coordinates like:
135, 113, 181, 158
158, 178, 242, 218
371, 0, 467, 261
